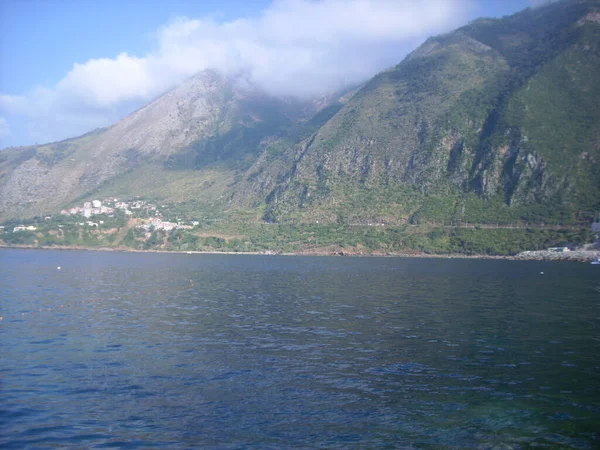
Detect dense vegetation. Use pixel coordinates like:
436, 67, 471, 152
0, 203, 591, 256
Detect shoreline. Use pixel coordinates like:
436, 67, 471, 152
1, 244, 598, 262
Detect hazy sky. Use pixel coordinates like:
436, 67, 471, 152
0, 0, 538, 148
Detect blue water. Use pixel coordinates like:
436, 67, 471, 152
1, 249, 599, 448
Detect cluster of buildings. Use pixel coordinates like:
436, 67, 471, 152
61, 199, 115, 218
59, 197, 199, 232
4, 197, 203, 237
136, 217, 197, 232
60, 198, 159, 219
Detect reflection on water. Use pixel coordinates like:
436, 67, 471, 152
1, 249, 599, 448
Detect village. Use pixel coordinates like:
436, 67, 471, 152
1, 198, 198, 235
58, 198, 199, 232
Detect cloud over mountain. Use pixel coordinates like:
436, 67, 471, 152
0, 0, 474, 146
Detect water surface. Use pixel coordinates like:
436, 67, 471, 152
1, 249, 599, 448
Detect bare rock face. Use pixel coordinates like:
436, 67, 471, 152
92, 70, 235, 158
0, 156, 86, 219
0, 159, 52, 212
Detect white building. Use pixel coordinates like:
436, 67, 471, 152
13, 225, 37, 232
92, 200, 102, 208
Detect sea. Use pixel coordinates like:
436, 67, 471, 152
1, 249, 599, 449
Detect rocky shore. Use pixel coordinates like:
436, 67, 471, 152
515, 249, 600, 262
2, 244, 600, 262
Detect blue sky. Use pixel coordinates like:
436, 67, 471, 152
0, 0, 537, 148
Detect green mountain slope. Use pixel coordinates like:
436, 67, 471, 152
260, 0, 600, 226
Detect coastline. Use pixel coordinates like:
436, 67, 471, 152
1, 244, 598, 261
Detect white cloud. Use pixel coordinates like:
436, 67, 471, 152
0, 117, 11, 139
0, 0, 475, 145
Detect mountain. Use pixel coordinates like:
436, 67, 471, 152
0, 70, 344, 220
258, 0, 600, 225
1, 0, 599, 253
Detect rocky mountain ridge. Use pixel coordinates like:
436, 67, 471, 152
0, 71, 340, 219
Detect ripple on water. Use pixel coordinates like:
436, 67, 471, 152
1, 251, 599, 448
